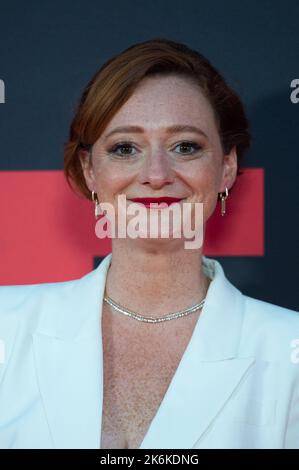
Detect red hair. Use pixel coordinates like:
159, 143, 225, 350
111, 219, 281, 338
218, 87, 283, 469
64, 38, 251, 199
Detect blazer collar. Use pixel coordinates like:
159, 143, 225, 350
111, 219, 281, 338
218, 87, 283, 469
32, 253, 255, 449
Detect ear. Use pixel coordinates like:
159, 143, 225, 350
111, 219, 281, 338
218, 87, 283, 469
79, 149, 96, 193
219, 145, 238, 192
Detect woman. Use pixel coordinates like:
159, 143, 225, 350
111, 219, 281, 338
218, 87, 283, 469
0, 38, 298, 449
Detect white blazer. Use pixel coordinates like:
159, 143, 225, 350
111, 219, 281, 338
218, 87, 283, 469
0, 253, 298, 449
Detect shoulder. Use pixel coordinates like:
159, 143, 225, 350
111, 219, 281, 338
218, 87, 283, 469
0, 278, 78, 314
0, 274, 95, 382
204, 255, 299, 337
0, 259, 104, 333
243, 294, 299, 331
0, 274, 91, 335
240, 293, 299, 363
241, 296, 299, 447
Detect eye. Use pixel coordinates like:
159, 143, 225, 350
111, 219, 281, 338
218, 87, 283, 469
107, 140, 203, 158
174, 141, 202, 155
108, 141, 137, 157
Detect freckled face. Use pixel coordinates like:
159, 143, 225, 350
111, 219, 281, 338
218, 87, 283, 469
81, 75, 237, 238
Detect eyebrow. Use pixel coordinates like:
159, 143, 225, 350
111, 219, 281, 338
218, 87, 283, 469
103, 125, 208, 139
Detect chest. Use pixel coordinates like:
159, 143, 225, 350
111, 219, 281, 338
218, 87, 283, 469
100, 307, 197, 449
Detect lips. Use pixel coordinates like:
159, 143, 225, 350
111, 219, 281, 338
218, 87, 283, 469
128, 197, 184, 208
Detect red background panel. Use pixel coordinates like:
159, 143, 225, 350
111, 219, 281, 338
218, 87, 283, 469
0, 168, 264, 285
204, 168, 264, 256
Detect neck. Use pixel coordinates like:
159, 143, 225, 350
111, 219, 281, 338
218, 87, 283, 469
104, 238, 211, 320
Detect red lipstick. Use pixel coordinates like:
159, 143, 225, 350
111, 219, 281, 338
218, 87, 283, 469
128, 197, 184, 208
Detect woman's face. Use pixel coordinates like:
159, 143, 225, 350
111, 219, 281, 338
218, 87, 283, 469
81, 75, 237, 242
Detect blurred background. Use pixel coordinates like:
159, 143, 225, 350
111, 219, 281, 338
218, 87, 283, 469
0, 0, 298, 310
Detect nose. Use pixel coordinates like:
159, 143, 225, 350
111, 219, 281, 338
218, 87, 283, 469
137, 149, 175, 189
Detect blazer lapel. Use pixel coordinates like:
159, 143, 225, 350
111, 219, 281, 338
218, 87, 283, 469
32, 326, 102, 448
139, 256, 256, 449
32, 253, 255, 449
138, 358, 255, 449
32, 254, 112, 449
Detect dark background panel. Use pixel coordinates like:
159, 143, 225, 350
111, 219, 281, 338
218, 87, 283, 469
0, 0, 298, 310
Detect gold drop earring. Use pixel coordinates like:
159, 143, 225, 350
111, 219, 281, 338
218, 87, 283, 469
219, 187, 229, 216
91, 190, 101, 220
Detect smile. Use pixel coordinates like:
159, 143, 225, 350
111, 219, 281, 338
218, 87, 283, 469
128, 197, 185, 208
